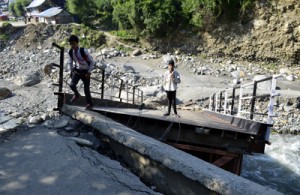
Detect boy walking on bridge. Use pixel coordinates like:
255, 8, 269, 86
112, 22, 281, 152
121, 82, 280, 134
68, 35, 95, 109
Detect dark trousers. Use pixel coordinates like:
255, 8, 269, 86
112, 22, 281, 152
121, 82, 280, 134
70, 71, 93, 105
166, 90, 177, 114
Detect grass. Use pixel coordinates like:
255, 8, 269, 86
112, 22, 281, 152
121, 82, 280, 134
1, 21, 12, 28
261, 63, 278, 71
110, 30, 138, 41
0, 34, 9, 41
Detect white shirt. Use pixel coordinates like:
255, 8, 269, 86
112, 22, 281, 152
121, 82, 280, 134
164, 70, 180, 91
68, 48, 95, 73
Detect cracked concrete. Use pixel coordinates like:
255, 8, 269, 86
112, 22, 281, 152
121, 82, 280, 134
0, 126, 159, 195
62, 105, 283, 195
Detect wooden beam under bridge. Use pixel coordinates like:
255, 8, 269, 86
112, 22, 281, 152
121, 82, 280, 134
168, 143, 243, 175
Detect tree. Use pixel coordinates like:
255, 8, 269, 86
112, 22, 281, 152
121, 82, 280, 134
112, 0, 180, 37
66, 0, 98, 25
181, 0, 255, 27
9, 2, 16, 15
139, 0, 180, 36
111, 0, 134, 30
181, 0, 220, 28
66, 0, 255, 37
94, 0, 114, 29
10, 0, 31, 17
66, 0, 114, 27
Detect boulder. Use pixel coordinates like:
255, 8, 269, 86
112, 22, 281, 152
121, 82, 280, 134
29, 116, 43, 124
43, 63, 53, 76
101, 48, 115, 56
231, 70, 246, 79
14, 70, 41, 86
122, 64, 135, 73
286, 75, 295, 81
0, 87, 12, 100
0, 114, 21, 132
69, 137, 93, 148
132, 49, 142, 56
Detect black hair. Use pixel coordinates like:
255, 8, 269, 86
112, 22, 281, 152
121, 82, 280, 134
168, 59, 175, 66
68, 35, 79, 43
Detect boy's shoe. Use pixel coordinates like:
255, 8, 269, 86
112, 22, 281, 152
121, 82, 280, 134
70, 95, 79, 103
85, 104, 93, 110
163, 113, 170, 116
175, 114, 181, 118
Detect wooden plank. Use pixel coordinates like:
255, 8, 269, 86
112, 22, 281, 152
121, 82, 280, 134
93, 107, 258, 134
169, 143, 239, 158
212, 156, 234, 167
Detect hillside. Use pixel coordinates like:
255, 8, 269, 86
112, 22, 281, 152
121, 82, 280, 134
0, 1, 300, 66
144, 0, 300, 66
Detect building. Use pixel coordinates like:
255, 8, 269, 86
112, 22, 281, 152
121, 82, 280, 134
32, 6, 72, 24
0, 0, 9, 11
25, 0, 73, 24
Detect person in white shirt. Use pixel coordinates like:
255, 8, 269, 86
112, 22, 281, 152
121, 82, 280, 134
163, 59, 181, 116
68, 35, 95, 110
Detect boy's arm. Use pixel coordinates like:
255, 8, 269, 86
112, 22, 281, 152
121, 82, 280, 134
68, 51, 74, 74
85, 49, 95, 73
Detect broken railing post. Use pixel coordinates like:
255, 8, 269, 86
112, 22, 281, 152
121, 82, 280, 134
250, 81, 257, 120
52, 42, 64, 111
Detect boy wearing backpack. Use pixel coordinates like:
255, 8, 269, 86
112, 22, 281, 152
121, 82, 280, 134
68, 35, 95, 109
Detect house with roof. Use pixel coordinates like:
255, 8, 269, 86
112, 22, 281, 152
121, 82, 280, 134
0, 0, 9, 11
25, 0, 73, 24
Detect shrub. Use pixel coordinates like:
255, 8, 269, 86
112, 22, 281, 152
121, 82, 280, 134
110, 30, 138, 41
1, 22, 12, 28
0, 34, 9, 41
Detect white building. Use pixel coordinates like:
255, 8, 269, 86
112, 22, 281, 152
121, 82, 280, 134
26, 0, 72, 24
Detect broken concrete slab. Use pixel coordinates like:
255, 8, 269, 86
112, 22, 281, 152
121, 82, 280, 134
0, 113, 21, 133
61, 104, 282, 195
0, 126, 159, 195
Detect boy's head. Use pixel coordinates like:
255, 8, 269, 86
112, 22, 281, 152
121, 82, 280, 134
68, 35, 79, 50
168, 59, 175, 72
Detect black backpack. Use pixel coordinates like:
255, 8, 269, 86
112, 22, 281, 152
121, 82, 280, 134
69, 47, 90, 65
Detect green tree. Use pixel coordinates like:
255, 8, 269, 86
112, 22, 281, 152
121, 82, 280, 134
94, 0, 114, 29
111, 0, 134, 30
112, 0, 180, 37
10, 0, 30, 17
181, 0, 221, 27
66, 0, 255, 37
9, 2, 16, 15
139, 0, 179, 36
181, 0, 255, 28
66, 0, 98, 25
14, 1, 24, 16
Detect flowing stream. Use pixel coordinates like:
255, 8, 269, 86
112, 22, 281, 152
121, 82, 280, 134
241, 134, 300, 195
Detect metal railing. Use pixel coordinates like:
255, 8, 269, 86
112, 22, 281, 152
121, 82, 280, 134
209, 74, 282, 124
52, 42, 64, 111
90, 70, 143, 105
51, 43, 144, 110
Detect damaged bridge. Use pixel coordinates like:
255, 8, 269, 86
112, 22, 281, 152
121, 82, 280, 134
51, 43, 282, 195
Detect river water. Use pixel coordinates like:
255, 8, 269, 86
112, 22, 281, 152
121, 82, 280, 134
241, 134, 300, 195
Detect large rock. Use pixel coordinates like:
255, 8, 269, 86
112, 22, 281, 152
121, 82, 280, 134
162, 54, 175, 65
0, 87, 12, 100
0, 113, 21, 132
122, 64, 135, 73
132, 49, 142, 56
14, 70, 41, 86
231, 70, 246, 79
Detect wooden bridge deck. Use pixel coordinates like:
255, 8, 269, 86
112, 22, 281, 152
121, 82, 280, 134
92, 106, 266, 135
